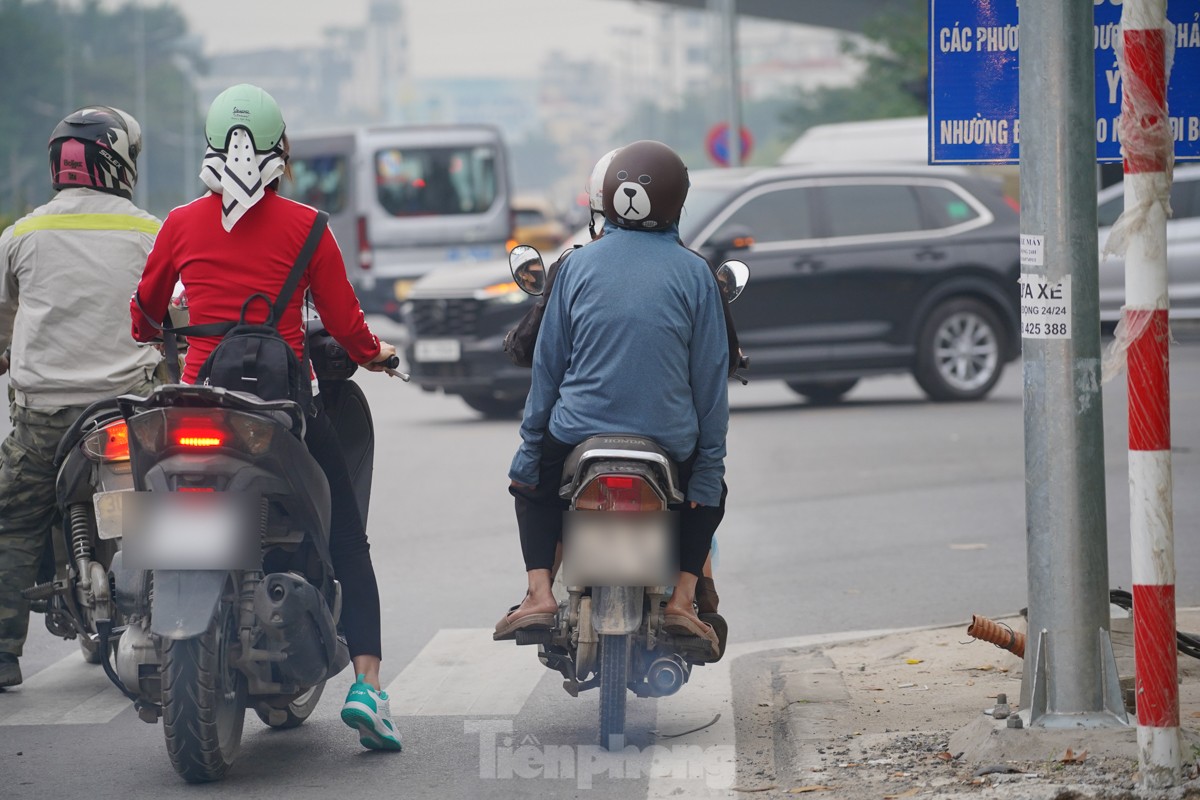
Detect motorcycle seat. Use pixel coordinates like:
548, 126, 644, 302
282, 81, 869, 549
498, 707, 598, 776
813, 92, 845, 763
559, 434, 681, 500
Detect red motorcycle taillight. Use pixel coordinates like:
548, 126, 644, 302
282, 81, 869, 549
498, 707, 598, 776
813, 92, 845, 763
81, 420, 131, 463
575, 474, 665, 512
173, 418, 228, 448
128, 408, 276, 456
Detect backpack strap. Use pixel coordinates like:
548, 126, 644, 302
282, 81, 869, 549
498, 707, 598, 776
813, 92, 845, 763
132, 292, 199, 383
269, 211, 329, 327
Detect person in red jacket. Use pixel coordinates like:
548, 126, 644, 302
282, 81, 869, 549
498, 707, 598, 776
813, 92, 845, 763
131, 84, 401, 751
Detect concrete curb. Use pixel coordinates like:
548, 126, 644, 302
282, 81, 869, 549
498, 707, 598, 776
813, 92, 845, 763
742, 612, 1200, 799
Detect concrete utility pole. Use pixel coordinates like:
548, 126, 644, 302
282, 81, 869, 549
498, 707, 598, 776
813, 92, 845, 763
709, 0, 742, 167
1017, 0, 1127, 728
722, 0, 741, 167
134, 5, 148, 209
63, 7, 75, 112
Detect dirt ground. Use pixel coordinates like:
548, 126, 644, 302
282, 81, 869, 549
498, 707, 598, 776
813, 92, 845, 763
735, 613, 1200, 799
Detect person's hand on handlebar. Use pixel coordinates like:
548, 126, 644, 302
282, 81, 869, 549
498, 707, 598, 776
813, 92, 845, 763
361, 341, 399, 372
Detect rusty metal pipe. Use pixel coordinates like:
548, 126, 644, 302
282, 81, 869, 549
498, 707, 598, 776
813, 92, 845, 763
967, 614, 1026, 659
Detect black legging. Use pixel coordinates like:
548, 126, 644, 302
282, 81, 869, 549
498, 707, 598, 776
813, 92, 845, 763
303, 408, 381, 659
511, 433, 727, 578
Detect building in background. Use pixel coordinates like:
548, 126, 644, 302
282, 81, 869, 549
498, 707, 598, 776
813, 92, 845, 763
190, 0, 858, 207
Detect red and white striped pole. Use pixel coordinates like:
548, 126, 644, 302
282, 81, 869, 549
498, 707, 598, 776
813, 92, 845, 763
1117, 0, 1180, 787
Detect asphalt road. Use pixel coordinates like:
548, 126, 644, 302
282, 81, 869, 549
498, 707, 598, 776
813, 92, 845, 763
1, 324, 1198, 798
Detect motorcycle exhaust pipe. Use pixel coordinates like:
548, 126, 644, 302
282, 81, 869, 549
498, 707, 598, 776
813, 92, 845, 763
114, 621, 158, 698
646, 655, 690, 697
253, 573, 345, 686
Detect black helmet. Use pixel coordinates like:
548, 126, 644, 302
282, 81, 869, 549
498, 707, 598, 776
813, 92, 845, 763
602, 140, 689, 231
48, 106, 142, 199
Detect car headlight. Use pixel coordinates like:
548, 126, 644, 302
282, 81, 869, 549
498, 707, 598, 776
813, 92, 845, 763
476, 281, 529, 305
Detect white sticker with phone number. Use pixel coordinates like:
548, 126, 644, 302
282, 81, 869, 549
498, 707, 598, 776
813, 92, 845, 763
1018, 274, 1071, 339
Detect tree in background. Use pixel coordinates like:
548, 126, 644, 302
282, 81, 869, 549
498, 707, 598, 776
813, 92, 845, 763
781, 0, 926, 138
0, 0, 202, 219
0, 1, 61, 215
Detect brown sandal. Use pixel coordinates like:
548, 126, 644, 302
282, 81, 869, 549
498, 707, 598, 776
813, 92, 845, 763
493, 604, 556, 641
662, 613, 720, 659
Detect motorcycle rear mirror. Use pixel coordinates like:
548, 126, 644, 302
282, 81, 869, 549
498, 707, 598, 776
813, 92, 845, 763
509, 244, 546, 296
716, 259, 750, 304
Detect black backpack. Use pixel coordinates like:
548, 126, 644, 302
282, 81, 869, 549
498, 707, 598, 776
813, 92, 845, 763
159, 211, 328, 410
195, 292, 312, 406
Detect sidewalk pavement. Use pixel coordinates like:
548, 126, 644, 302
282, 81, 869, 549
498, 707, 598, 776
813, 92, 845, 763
737, 609, 1200, 799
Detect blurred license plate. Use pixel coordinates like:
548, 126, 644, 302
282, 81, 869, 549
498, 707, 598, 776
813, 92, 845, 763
94, 489, 133, 541
414, 339, 461, 363
119, 492, 260, 570
563, 512, 675, 587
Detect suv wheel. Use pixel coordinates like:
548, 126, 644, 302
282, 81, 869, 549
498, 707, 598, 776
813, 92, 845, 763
786, 379, 859, 405
914, 298, 1004, 401
461, 393, 526, 419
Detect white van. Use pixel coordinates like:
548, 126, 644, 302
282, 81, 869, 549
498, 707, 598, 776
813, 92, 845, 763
779, 117, 930, 165
281, 125, 512, 319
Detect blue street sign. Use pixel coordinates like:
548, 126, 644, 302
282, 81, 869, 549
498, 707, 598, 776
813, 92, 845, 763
928, 0, 1200, 164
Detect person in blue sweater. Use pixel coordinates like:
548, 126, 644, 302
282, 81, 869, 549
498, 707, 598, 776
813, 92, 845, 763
495, 140, 729, 656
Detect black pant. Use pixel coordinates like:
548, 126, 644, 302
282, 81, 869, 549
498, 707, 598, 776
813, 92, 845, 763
304, 408, 381, 659
511, 434, 727, 578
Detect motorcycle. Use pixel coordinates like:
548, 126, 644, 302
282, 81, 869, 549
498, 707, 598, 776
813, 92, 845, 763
22, 299, 194, 665
81, 324, 399, 783
18, 399, 138, 665
504, 245, 749, 751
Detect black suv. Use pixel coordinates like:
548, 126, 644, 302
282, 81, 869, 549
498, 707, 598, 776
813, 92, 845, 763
402, 164, 1021, 416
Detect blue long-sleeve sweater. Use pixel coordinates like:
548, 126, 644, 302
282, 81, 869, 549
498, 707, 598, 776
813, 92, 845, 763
508, 224, 730, 506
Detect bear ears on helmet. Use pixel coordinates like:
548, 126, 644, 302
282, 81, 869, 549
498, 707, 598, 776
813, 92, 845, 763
601, 140, 689, 231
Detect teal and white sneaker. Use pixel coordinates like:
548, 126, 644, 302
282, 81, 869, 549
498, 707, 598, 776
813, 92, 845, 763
341, 674, 402, 751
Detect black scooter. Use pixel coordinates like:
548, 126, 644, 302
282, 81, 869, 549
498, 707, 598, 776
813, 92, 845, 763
93, 326, 394, 783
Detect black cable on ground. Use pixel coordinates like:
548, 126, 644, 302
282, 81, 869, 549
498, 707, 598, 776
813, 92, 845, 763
1110, 589, 1200, 661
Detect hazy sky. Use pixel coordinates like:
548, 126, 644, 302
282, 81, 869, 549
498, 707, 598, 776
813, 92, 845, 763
170, 0, 661, 77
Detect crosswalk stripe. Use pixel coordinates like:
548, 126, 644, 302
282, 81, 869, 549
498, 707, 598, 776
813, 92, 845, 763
0, 653, 131, 726
0, 625, 911, 745
383, 628, 545, 717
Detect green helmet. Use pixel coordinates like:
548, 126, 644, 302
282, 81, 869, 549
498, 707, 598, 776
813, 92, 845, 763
204, 83, 285, 152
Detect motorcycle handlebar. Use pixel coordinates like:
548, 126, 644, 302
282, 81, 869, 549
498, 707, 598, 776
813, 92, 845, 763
384, 355, 400, 369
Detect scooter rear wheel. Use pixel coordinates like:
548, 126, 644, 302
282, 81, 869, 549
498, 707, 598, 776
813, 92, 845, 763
161, 591, 246, 783
599, 633, 630, 751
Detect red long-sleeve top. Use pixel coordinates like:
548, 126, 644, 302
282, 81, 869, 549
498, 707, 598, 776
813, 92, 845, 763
131, 190, 379, 384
